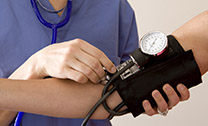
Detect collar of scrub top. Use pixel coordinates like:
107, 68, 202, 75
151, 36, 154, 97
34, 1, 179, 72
36, 0, 65, 13
31, 0, 72, 44
14, 1, 72, 126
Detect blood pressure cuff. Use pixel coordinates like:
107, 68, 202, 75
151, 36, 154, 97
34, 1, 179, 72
114, 50, 202, 117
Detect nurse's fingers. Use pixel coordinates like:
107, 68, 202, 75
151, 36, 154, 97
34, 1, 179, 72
72, 39, 116, 73
142, 100, 157, 116
163, 84, 180, 108
74, 47, 105, 80
152, 90, 169, 113
177, 84, 190, 101
68, 58, 100, 83
62, 67, 88, 84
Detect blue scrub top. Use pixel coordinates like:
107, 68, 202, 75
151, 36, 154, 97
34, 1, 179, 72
0, 0, 138, 126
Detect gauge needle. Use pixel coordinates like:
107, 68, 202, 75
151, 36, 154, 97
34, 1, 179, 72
148, 38, 157, 51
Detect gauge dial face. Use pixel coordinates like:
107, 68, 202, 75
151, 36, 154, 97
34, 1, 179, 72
140, 31, 168, 55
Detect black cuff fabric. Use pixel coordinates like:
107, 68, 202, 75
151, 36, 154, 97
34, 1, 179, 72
115, 49, 202, 117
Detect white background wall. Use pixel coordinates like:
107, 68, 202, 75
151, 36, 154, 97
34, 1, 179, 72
112, 0, 208, 126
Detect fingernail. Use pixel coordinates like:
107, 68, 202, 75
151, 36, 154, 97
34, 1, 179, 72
144, 101, 149, 107
110, 66, 116, 73
154, 91, 160, 98
165, 85, 171, 92
179, 85, 185, 91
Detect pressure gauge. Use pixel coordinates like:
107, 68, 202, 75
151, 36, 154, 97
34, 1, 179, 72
140, 31, 168, 56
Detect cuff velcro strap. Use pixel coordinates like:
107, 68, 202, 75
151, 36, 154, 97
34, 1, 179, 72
115, 50, 202, 117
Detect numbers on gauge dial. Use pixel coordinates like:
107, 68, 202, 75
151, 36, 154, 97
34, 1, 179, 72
140, 32, 167, 55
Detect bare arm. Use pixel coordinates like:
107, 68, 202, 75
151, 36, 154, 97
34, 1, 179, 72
135, 11, 208, 116
0, 39, 117, 125
144, 11, 208, 115
0, 71, 37, 126
0, 78, 121, 119
172, 10, 208, 75
0, 10, 208, 125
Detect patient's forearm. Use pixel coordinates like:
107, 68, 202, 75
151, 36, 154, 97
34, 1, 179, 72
172, 11, 208, 75
0, 78, 121, 119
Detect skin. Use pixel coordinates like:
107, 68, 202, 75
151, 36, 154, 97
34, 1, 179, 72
142, 10, 208, 115
0, 39, 117, 126
172, 11, 208, 75
49, 0, 67, 16
12, 39, 117, 83
0, 39, 189, 124
2, 1, 206, 126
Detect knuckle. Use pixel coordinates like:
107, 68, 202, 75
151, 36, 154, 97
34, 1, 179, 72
95, 50, 104, 59
157, 96, 163, 102
158, 101, 168, 110
146, 111, 155, 116
182, 92, 190, 101
168, 89, 175, 96
61, 54, 68, 62
74, 38, 82, 42
91, 60, 100, 69
66, 45, 76, 54
176, 96, 180, 103
58, 57, 68, 68
85, 68, 94, 77
76, 74, 87, 83
57, 64, 66, 75
57, 57, 67, 69
177, 84, 190, 101
98, 70, 105, 78
96, 51, 102, 57
73, 38, 83, 45
160, 106, 168, 112
143, 101, 155, 116
174, 100, 180, 106
168, 107, 173, 110
169, 97, 180, 107
146, 113, 153, 116
185, 93, 190, 100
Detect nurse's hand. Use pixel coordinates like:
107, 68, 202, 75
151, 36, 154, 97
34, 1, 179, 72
11, 39, 116, 83
142, 83, 190, 116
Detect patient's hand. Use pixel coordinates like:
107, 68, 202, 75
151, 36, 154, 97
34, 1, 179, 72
143, 83, 190, 116
142, 10, 208, 116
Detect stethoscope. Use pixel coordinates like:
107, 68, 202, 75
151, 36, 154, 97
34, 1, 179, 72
14, 0, 72, 126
